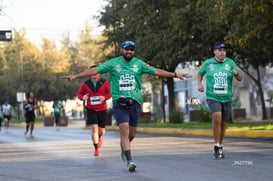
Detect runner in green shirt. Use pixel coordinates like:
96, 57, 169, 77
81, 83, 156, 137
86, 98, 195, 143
197, 42, 243, 159
53, 100, 63, 130
62, 40, 189, 172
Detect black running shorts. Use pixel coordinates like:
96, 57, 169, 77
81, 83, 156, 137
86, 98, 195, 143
25, 112, 35, 123
4, 115, 11, 121
86, 108, 107, 128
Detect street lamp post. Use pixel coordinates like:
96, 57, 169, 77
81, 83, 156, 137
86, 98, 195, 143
16, 92, 26, 121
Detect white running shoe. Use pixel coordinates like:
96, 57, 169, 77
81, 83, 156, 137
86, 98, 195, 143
127, 160, 137, 172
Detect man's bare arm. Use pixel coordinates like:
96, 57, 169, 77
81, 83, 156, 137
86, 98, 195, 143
61, 67, 99, 81
154, 69, 189, 80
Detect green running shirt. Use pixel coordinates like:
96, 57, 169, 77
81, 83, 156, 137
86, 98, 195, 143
198, 57, 241, 102
53, 103, 62, 115
0, 106, 3, 119
96, 56, 156, 104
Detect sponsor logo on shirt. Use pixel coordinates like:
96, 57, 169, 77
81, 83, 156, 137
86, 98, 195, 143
130, 64, 139, 72
116, 64, 121, 72
209, 64, 214, 71
225, 64, 230, 70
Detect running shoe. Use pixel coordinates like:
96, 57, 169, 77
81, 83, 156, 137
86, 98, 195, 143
120, 142, 126, 162
213, 145, 220, 159
30, 133, 34, 137
127, 160, 137, 172
219, 146, 225, 158
98, 137, 103, 148
24, 130, 28, 135
94, 148, 101, 156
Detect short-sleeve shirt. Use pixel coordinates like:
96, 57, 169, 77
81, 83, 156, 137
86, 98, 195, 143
198, 57, 241, 102
2, 104, 12, 116
0, 106, 3, 119
96, 56, 156, 104
53, 103, 62, 115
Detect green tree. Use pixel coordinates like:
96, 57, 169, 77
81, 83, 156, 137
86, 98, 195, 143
0, 30, 84, 103
99, 0, 128, 57
223, 0, 273, 120
61, 34, 82, 74
0, 30, 41, 104
77, 24, 107, 66
98, 0, 229, 122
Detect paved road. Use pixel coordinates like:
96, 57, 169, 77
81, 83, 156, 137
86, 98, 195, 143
0, 127, 272, 181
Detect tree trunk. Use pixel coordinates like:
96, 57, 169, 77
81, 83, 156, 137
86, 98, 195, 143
256, 68, 267, 120
161, 79, 166, 123
151, 81, 163, 122
237, 64, 267, 120
166, 77, 175, 122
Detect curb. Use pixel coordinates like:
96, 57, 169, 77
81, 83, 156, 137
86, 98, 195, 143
10, 123, 78, 128
10, 123, 50, 128
225, 129, 273, 138
105, 126, 273, 139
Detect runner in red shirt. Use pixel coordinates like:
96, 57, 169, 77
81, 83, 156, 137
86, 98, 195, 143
77, 65, 111, 156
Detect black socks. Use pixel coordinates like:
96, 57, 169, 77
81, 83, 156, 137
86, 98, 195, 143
125, 150, 132, 161
129, 136, 134, 142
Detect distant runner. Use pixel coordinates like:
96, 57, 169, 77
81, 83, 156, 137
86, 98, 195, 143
2, 101, 13, 133
24, 92, 37, 137
77, 65, 111, 157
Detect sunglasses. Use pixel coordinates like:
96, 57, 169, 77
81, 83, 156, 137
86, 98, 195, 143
124, 47, 135, 51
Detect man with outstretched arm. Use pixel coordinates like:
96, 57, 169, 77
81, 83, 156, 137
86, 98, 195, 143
62, 40, 189, 172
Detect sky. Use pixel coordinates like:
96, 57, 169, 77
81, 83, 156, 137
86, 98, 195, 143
0, 0, 107, 47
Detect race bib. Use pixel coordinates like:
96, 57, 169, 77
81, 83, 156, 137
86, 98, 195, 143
54, 107, 60, 112
119, 74, 136, 91
25, 104, 33, 111
213, 72, 228, 94
214, 84, 228, 94
90, 96, 102, 105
